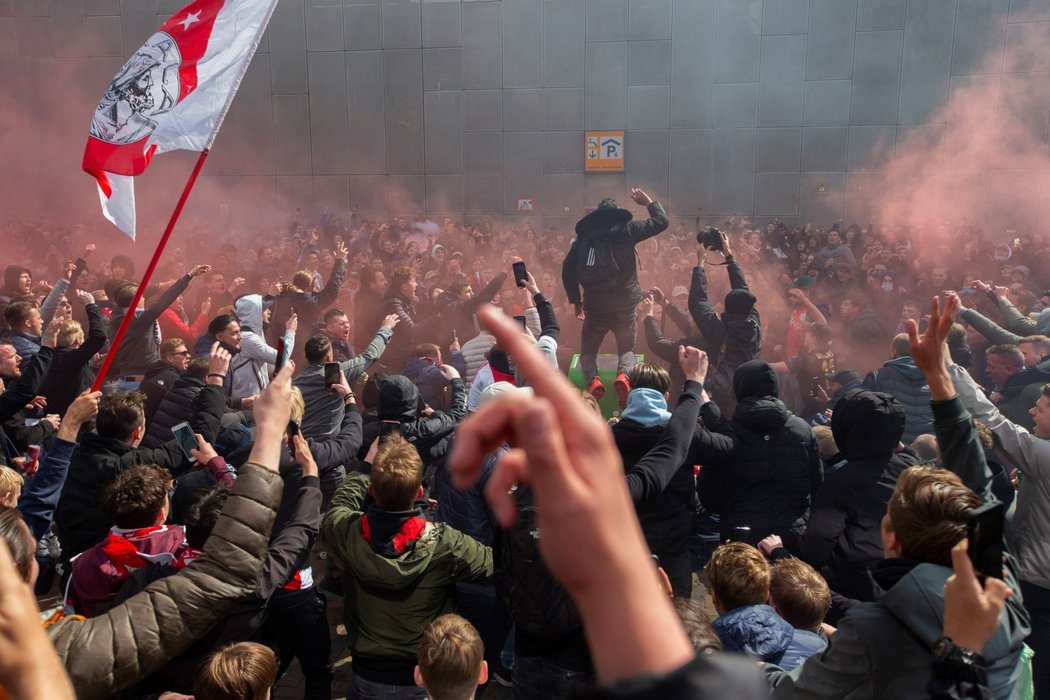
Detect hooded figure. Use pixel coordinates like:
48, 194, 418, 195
231, 294, 294, 402
562, 193, 669, 404
357, 374, 467, 470
693, 361, 823, 553
687, 251, 762, 415
801, 389, 920, 603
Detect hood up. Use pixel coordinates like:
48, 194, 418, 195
234, 294, 265, 334
831, 389, 905, 460
378, 374, 422, 422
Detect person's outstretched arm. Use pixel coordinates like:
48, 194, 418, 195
449, 306, 695, 685
688, 254, 724, 351
47, 362, 295, 700
957, 307, 1022, 347
624, 188, 669, 243
626, 348, 709, 506
314, 242, 348, 308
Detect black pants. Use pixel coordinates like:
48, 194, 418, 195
580, 308, 638, 383
265, 587, 333, 700
455, 583, 511, 698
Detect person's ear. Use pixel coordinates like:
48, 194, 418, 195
478, 660, 489, 686
413, 665, 425, 689
417, 485, 424, 500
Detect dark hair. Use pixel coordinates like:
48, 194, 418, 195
305, 335, 332, 364
0, 507, 34, 582
3, 301, 35, 328
102, 464, 172, 529
322, 307, 347, 324
207, 314, 239, 337
110, 254, 135, 278
185, 484, 230, 549
888, 466, 981, 566
96, 392, 147, 441
627, 362, 671, 395
186, 357, 210, 379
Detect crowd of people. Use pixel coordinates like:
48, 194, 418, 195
0, 194, 1045, 700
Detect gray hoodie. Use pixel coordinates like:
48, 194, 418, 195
231, 295, 294, 401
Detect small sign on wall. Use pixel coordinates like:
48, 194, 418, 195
585, 131, 624, 172
517, 198, 534, 211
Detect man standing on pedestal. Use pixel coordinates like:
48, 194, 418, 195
563, 188, 669, 408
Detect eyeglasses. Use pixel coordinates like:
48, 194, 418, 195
172, 350, 191, 357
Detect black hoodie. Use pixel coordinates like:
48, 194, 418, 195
693, 361, 822, 552
802, 388, 920, 601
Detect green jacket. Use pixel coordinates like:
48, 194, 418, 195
321, 471, 493, 666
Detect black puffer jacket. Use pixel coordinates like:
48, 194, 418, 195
694, 361, 822, 552
358, 374, 467, 468
862, 356, 934, 444
143, 375, 206, 448
139, 360, 182, 426
801, 388, 919, 601
613, 417, 697, 559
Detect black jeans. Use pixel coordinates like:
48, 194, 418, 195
265, 587, 334, 700
1021, 579, 1050, 699
512, 654, 595, 700
580, 308, 638, 383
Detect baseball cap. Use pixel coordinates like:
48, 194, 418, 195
826, 369, 861, 385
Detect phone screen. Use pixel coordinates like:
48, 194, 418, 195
967, 502, 1004, 580
730, 526, 752, 544
324, 362, 342, 389
512, 261, 528, 288
380, 420, 400, 438
171, 422, 198, 463
287, 419, 299, 454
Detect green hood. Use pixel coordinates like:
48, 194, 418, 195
346, 520, 441, 590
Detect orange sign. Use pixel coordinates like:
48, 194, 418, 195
585, 131, 624, 172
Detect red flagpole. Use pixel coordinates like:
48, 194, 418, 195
91, 149, 210, 392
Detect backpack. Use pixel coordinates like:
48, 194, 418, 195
494, 486, 583, 646
575, 232, 621, 294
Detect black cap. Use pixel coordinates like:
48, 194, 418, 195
827, 369, 861, 385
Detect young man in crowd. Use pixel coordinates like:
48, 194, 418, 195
414, 614, 488, 700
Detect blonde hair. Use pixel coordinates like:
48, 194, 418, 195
417, 614, 484, 700
705, 542, 770, 611
193, 642, 276, 700
0, 466, 24, 500
57, 319, 83, 348
289, 386, 305, 425
371, 433, 423, 510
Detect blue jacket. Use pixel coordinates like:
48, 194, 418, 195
713, 604, 823, 670
863, 356, 933, 444
18, 436, 76, 540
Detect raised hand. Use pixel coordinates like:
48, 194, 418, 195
41, 319, 61, 349
381, 314, 400, 330
190, 433, 219, 465
335, 241, 349, 261
678, 345, 708, 384
629, 188, 653, 206
285, 312, 298, 332
292, 433, 318, 478
206, 342, 232, 385
943, 539, 1013, 654
247, 361, 295, 473
189, 264, 212, 279
74, 289, 95, 306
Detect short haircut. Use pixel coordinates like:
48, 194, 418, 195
0, 466, 24, 500
292, 271, 313, 291
161, 338, 186, 356
388, 264, 417, 295
101, 464, 171, 529
371, 433, 423, 511
841, 294, 865, 308
1020, 335, 1050, 357
985, 344, 1024, 366
704, 542, 771, 612
627, 362, 671, 395
323, 307, 347, 324
811, 425, 838, 459
910, 434, 940, 464
887, 466, 981, 567
3, 301, 35, 328
186, 357, 210, 379
112, 282, 139, 309
769, 559, 832, 632
304, 334, 332, 364
414, 342, 441, 359
96, 392, 146, 441
57, 319, 83, 348
0, 507, 33, 581
417, 614, 484, 700
193, 642, 277, 700
207, 314, 239, 337
890, 333, 911, 358
580, 391, 601, 416
185, 484, 230, 550
672, 597, 722, 654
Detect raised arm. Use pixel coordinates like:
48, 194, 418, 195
624, 189, 669, 244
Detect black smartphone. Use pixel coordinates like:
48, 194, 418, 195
967, 501, 1005, 580
380, 420, 400, 439
324, 362, 342, 390
274, 338, 287, 374
513, 315, 527, 331
809, 376, 823, 397
512, 261, 528, 288
287, 419, 299, 454
171, 421, 198, 463
730, 526, 752, 544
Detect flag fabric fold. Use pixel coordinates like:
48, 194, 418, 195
82, 0, 277, 239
